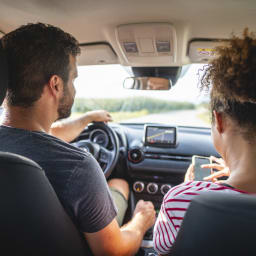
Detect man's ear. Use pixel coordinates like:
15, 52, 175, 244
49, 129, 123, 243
47, 75, 63, 98
213, 110, 224, 134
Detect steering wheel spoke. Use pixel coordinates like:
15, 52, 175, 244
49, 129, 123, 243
99, 147, 113, 164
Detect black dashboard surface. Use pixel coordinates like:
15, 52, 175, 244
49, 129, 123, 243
114, 123, 218, 176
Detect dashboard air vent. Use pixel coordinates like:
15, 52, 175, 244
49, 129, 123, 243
128, 148, 144, 163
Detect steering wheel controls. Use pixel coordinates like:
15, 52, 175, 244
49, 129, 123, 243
147, 183, 158, 194
133, 181, 145, 193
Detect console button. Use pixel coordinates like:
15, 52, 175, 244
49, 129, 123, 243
147, 183, 158, 194
161, 184, 172, 195
133, 181, 145, 193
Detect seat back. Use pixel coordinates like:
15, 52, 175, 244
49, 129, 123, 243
0, 40, 88, 255
0, 152, 87, 255
170, 192, 256, 256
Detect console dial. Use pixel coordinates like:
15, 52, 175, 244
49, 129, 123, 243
147, 183, 158, 194
133, 181, 144, 193
161, 184, 172, 195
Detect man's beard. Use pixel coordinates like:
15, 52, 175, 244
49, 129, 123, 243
57, 87, 74, 121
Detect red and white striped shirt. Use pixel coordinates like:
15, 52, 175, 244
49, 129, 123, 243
153, 181, 247, 255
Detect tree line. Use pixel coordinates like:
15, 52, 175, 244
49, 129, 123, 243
73, 97, 195, 114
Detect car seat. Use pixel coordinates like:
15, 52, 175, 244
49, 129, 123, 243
170, 192, 256, 256
0, 40, 87, 255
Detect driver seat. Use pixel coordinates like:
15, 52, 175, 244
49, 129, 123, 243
0, 41, 87, 255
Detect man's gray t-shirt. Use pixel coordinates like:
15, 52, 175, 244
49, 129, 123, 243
0, 125, 117, 233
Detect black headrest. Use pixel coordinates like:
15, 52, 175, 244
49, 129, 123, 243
0, 39, 8, 105
170, 192, 256, 256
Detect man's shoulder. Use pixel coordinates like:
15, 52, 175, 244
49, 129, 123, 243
0, 125, 91, 167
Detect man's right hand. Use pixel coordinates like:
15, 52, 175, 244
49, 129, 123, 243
133, 200, 156, 233
85, 200, 156, 256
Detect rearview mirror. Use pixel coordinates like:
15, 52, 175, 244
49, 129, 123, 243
123, 77, 171, 90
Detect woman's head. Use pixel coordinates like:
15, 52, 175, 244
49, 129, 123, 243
201, 29, 256, 146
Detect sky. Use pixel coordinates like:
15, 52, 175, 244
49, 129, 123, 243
74, 63, 210, 104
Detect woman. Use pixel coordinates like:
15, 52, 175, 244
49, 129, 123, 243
153, 28, 256, 255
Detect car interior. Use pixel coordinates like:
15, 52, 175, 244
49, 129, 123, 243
0, 0, 256, 255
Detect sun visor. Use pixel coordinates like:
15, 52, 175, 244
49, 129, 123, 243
188, 40, 227, 63
116, 23, 177, 66
77, 43, 119, 66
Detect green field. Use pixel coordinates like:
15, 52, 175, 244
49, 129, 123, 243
71, 110, 149, 123
71, 97, 211, 124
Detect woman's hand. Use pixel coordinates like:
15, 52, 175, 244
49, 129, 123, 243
184, 164, 195, 182
202, 156, 230, 183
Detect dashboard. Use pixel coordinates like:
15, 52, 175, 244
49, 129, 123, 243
75, 121, 218, 207
116, 123, 216, 241
74, 122, 218, 251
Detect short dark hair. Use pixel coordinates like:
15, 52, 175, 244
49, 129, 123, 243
2, 23, 80, 107
200, 29, 256, 140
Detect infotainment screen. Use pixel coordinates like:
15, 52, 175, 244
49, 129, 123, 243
144, 125, 177, 147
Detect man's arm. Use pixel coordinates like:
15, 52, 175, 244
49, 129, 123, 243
85, 200, 155, 256
50, 110, 112, 142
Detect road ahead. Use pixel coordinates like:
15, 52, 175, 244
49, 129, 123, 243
123, 109, 209, 127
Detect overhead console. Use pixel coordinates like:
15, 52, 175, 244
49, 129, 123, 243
116, 23, 177, 66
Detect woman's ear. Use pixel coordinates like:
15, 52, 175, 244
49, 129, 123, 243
213, 110, 224, 134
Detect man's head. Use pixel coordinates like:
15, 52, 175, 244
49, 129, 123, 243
2, 23, 80, 119
200, 29, 256, 152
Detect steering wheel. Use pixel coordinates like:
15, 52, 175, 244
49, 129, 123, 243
72, 122, 119, 179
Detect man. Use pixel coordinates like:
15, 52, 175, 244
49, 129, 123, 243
49, 109, 130, 227
0, 23, 155, 255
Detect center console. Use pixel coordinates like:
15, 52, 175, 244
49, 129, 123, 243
133, 180, 172, 239
126, 125, 189, 255
131, 178, 177, 255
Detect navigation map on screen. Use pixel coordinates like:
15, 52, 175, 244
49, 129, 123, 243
146, 126, 176, 145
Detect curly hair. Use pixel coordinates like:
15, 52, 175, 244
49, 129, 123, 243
200, 29, 256, 139
2, 23, 80, 107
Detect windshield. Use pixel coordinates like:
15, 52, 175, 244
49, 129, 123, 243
74, 64, 210, 127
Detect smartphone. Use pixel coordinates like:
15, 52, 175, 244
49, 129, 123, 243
192, 155, 212, 181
